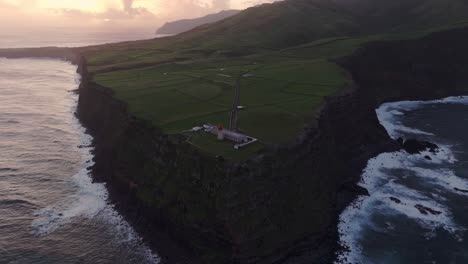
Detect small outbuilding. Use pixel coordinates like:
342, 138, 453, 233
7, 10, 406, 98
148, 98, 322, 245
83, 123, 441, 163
204, 124, 258, 149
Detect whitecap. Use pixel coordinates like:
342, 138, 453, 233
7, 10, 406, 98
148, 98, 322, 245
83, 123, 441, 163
336, 95, 468, 263
376, 102, 434, 139
410, 167, 468, 196
336, 150, 463, 264
376, 96, 468, 139
31, 69, 160, 264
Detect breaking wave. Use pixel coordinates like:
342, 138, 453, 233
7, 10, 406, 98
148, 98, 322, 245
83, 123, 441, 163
29, 68, 160, 264
336, 96, 468, 264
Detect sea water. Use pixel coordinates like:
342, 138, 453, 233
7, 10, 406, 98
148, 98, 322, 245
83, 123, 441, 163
0, 54, 159, 263
337, 97, 468, 263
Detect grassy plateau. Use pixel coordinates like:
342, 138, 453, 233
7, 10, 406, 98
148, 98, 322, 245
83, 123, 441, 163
80, 0, 468, 159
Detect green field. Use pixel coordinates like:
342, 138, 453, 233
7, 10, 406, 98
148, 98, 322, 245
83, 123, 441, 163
90, 51, 346, 159
83, 18, 468, 159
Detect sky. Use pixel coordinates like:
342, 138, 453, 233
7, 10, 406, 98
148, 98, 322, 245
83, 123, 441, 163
0, 0, 279, 31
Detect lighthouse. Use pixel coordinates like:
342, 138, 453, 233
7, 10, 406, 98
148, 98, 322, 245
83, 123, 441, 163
217, 123, 224, 141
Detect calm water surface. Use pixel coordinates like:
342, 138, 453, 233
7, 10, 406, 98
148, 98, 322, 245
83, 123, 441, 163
0, 28, 160, 48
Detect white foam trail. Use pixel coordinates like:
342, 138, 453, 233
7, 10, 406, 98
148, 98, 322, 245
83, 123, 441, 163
360, 152, 458, 228
336, 151, 463, 264
31, 167, 107, 236
31, 67, 160, 264
336, 96, 468, 264
376, 102, 434, 139
411, 167, 468, 196
434, 96, 468, 104
377, 96, 468, 139
415, 145, 458, 164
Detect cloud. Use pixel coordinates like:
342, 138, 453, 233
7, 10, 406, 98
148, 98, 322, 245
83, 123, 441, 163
48, 0, 155, 22
52, 7, 154, 21
46, 0, 280, 25
212, 0, 231, 10
0, 0, 281, 30
122, 0, 133, 11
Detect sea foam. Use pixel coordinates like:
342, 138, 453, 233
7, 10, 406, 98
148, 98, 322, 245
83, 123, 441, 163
31, 68, 160, 264
377, 96, 468, 139
336, 96, 468, 264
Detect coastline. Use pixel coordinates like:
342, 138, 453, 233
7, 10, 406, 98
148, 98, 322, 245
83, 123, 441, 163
2, 26, 468, 263
0, 57, 160, 263
336, 96, 468, 263
74, 53, 397, 263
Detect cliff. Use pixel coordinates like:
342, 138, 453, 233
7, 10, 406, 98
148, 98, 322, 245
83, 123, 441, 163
76, 27, 468, 264
75, 50, 394, 263
342, 27, 468, 103
2, 26, 468, 263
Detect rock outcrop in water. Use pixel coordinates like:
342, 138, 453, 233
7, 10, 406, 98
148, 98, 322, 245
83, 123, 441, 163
415, 204, 442, 216
398, 138, 439, 154
390, 197, 402, 204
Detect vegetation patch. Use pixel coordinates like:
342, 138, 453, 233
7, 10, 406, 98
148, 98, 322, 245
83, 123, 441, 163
83, 18, 468, 159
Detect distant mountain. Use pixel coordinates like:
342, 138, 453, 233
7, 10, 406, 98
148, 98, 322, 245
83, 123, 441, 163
156, 10, 240, 35
175, 0, 468, 48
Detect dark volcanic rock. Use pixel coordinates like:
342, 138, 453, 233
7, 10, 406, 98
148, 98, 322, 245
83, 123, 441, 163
390, 197, 402, 204
396, 137, 404, 146
455, 188, 468, 194
415, 204, 442, 216
340, 182, 370, 197
402, 139, 438, 154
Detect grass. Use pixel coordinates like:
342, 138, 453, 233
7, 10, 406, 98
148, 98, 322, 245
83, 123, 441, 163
83, 20, 468, 160
91, 52, 346, 159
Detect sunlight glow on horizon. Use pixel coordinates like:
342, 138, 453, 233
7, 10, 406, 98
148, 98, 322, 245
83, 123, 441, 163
2, 0, 277, 14
0, 0, 279, 30
38, 0, 109, 12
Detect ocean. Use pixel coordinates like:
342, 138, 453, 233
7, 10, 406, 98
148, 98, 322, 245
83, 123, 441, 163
0, 32, 159, 264
337, 97, 468, 263
0, 28, 162, 48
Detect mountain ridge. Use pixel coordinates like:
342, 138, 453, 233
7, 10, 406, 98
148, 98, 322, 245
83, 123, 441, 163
171, 0, 468, 48
156, 10, 240, 35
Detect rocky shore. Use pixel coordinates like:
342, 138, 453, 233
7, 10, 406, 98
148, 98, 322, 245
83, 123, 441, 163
2, 26, 468, 264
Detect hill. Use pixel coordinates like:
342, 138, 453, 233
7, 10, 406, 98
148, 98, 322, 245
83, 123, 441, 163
156, 10, 240, 35
80, 0, 468, 160
73, 0, 468, 263
173, 0, 468, 48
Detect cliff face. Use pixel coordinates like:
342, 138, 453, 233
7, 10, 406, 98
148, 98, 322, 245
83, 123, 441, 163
76, 27, 468, 264
76, 59, 395, 263
342, 27, 468, 104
